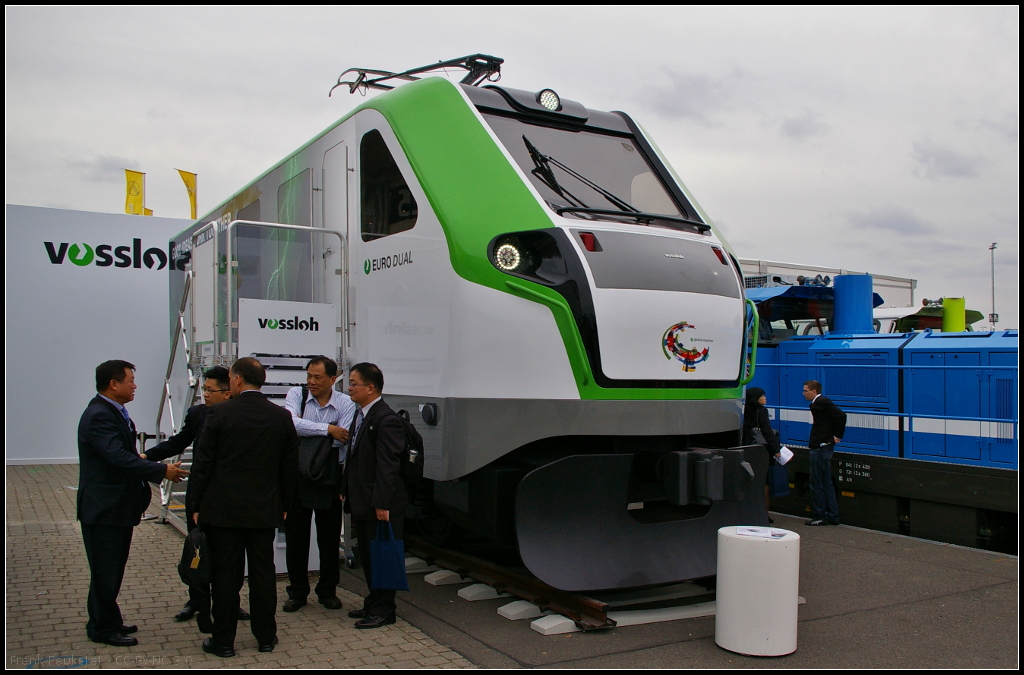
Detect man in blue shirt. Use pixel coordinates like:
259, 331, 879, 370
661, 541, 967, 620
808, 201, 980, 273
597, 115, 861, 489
281, 356, 355, 612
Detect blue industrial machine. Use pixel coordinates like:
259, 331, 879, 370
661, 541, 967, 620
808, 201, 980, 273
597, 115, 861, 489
747, 274, 1018, 552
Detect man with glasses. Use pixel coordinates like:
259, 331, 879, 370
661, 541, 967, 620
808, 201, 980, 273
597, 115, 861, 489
145, 366, 249, 624
281, 356, 355, 613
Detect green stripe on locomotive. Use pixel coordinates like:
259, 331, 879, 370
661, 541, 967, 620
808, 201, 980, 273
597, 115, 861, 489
200, 76, 744, 401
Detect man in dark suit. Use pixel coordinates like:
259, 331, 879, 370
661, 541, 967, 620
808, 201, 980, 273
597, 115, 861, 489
189, 357, 298, 657
341, 362, 408, 629
802, 380, 847, 526
143, 366, 249, 624
78, 360, 189, 646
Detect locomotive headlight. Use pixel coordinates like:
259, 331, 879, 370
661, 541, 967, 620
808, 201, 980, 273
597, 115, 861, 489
537, 89, 561, 111
494, 243, 522, 271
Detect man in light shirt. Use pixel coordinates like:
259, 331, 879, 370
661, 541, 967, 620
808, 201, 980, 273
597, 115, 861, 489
281, 356, 355, 612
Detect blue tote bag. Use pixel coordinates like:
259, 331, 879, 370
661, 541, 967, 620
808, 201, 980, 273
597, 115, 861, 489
768, 464, 791, 497
369, 521, 410, 591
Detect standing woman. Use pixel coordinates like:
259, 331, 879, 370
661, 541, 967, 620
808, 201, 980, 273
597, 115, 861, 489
743, 387, 782, 522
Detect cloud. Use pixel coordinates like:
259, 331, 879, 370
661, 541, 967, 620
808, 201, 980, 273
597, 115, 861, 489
910, 138, 987, 179
978, 117, 1019, 143
848, 207, 936, 235
66, 155, 140, 183
643, 66, 755, 126
778, 109, 828, 140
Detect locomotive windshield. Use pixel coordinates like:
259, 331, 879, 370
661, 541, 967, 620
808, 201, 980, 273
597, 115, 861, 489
481, 113, 687, 225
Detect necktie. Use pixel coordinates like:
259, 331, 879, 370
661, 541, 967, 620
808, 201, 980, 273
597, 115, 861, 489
352, 409, 364, 452
354, 409, 366, 440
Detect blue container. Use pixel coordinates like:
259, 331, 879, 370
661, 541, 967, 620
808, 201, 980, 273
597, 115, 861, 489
832, 274, 874, 334
774, 333, 909, 459
902, 330, 1018, 469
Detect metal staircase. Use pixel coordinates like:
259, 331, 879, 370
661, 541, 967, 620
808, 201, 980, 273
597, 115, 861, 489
151, 219, 354, 568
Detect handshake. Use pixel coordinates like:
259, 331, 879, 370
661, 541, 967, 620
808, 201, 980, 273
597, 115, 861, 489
163, 462, 189, 482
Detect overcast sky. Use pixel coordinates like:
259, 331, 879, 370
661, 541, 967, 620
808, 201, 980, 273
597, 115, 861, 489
6, 6, 1019, 327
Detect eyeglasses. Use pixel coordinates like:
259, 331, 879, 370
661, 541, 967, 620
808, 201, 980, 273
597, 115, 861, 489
348, 382, 371, 388
203, 387, 230, 394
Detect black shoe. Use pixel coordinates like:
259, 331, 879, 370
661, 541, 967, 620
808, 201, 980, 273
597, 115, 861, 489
282, 597, 307, 612
806, 519, 828, 526
829, 520, 841, 526
318, 596, 343, 610
120, 624, 138, 634
174, 603, 198, 621
348, 608, 368, 619
237, 608, 251, 620
258, 637, 279, 653
93, 632, 138, 647
355, 614, 396, 629
202, 637, 235, 658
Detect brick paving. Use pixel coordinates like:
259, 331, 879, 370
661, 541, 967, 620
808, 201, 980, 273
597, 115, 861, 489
5, 464, 475, 669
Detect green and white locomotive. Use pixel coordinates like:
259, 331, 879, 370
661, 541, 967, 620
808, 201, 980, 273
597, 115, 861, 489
166, 55, 764, 592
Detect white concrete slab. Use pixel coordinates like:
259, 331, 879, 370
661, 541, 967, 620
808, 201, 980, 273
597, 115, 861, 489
457, 583, 512, 602
497, 600, 554, 621
404, 557, 438, 573
531, 614, 581, 635
424, 569, 469, 586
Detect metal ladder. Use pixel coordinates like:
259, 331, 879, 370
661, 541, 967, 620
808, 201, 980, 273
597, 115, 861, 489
150, 269, 204, 534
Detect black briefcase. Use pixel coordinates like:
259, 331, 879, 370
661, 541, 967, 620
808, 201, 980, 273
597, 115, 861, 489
178, 525, 212, 588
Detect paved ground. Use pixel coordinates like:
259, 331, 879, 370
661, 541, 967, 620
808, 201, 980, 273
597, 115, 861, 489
6, 464, 1018, 669
5, 465, 472, 669
385, 516, 1018, 669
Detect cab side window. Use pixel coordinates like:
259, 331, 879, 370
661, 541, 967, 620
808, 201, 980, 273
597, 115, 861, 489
361, 129, 417, 241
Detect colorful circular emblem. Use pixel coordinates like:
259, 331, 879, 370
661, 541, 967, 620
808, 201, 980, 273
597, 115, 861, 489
662, 321, 710, 372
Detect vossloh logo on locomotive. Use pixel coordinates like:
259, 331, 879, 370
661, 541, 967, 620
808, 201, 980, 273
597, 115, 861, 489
257, 316, 320, 331
364, 251, 413, 275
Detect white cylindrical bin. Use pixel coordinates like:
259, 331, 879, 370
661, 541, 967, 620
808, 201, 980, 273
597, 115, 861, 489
714, 526, 800, 656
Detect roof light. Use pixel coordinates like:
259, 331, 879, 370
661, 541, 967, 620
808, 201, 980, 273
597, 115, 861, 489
537, 89, 561, 111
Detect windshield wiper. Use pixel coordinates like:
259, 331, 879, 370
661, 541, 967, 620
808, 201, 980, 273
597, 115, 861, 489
523, 136, 590, 209
522, 135, 709, 234
555, 206, 712, 233
523, 135, 638, 213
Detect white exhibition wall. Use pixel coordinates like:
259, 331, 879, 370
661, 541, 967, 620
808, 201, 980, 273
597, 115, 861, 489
5, 205, 191, 464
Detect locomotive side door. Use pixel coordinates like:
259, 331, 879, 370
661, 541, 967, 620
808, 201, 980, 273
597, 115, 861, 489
322, 140, 352, 361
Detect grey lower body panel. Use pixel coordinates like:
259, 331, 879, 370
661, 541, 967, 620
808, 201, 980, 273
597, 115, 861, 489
384, 396, 741, 481
515, 451, 768, 591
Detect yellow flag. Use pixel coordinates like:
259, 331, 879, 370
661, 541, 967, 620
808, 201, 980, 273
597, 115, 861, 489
144, 208, 153, 216
176, 169, 197, 219
125, 170, 145, 215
